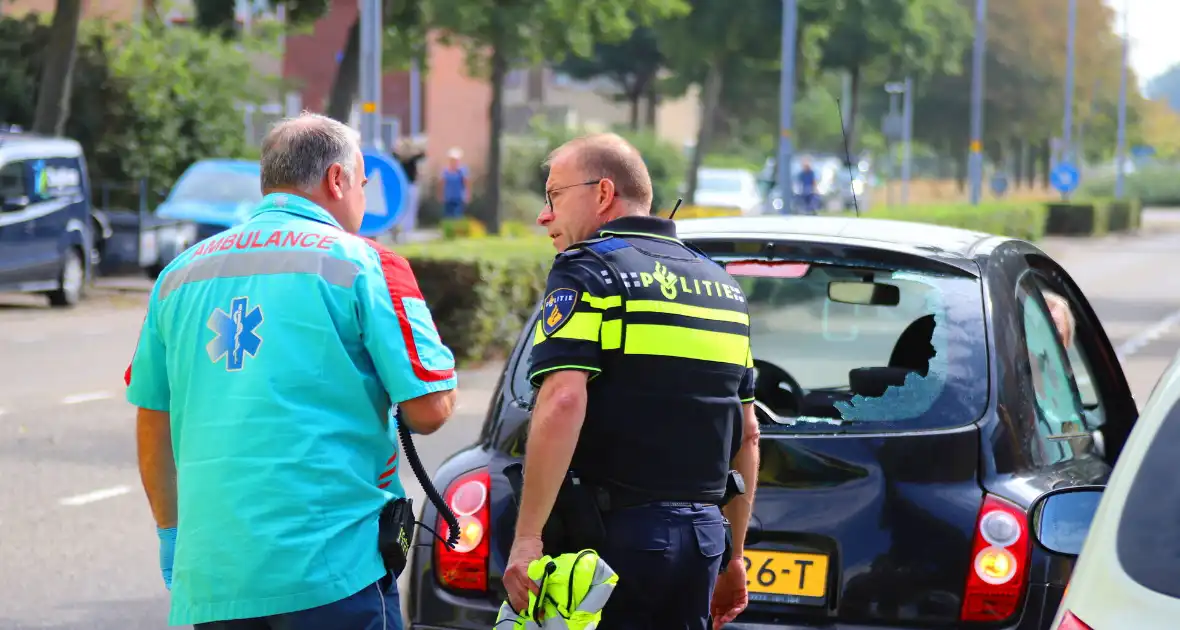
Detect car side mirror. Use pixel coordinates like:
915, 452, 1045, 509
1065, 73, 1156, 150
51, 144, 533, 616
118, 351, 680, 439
2, 195, 29, 211
1029, 485, 1105, 556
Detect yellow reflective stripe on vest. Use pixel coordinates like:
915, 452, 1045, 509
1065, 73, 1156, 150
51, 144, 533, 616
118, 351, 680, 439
623, 323, 749, 365
625, 299, 749, 325
601, 319, 622, 350
532, 312, 602, 345
583, 293, 622, 310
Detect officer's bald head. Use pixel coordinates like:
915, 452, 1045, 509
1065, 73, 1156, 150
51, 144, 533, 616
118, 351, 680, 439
260, 112, 367, 234
546, 133, 654, 213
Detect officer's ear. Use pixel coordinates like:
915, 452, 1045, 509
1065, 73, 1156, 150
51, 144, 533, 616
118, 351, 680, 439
597, 177, 617, 211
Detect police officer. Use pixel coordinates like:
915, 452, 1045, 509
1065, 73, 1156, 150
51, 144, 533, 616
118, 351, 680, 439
503, 133, 761, 629
127, 113, 458, 629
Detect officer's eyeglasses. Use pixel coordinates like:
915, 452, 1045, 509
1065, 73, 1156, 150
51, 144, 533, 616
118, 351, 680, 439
545, 179, 604, 209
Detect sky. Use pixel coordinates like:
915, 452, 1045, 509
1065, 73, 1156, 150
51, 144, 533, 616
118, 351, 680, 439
1103, 0, 1180, 90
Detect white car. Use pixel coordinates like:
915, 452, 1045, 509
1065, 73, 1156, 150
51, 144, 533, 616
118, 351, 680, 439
692, 167, 762, 214
1031, 353, 1180, 629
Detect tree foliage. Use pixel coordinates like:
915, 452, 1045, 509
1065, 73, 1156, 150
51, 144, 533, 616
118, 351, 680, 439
0, 16, 263, 201
814, 0, 972, 153
903, 0, 1144, 172
553, 25, 663, 130
426, 0, 688, 231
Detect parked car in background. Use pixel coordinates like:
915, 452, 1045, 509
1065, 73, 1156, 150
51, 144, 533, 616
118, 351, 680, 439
406, 215, 1139, 630
0, 129, 95, 306
145, 158, 261, 277
688, 167, 763, 215
1031, 351, 1180, 630
759, 155, 872, 214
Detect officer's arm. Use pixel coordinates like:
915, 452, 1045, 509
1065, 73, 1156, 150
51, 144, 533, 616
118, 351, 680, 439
357, 243, 458, 435
515, 260, 607, 541
126, 293, 177, 529
725, 345, 760, 560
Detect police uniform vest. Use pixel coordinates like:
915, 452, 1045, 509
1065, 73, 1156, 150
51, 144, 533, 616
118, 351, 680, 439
495, 550, 619, 629
528, 216, 756, 507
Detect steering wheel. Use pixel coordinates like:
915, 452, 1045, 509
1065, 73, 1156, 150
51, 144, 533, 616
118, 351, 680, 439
752, 359, 806, 418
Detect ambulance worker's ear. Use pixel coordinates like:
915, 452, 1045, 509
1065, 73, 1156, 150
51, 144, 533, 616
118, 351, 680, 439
326, 163, 346, 200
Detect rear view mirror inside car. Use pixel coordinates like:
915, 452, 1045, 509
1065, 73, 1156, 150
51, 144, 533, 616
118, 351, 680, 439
828, 281, 900, 306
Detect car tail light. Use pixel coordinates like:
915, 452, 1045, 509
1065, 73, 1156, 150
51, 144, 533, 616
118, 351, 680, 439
1056, 611, 1093, 630
434, 467, 491, 593
960, 494, 1031, 622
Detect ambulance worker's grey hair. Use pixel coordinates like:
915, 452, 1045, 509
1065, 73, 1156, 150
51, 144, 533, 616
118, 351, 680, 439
260, 112, 361, 194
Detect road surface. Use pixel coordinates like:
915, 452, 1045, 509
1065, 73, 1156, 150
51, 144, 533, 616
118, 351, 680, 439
2, 220, 1179, 629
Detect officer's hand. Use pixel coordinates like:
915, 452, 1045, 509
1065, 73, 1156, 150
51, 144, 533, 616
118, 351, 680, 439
157, 527, 177, 591
504, 535, 544, 613
711, 556, 749, 629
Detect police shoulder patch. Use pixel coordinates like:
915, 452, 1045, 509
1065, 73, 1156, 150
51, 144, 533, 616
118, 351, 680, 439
541, 287, 580, 337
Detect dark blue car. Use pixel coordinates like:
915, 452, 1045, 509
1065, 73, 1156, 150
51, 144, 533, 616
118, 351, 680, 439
0, 132, 95, 306
407, 215, 1140, 630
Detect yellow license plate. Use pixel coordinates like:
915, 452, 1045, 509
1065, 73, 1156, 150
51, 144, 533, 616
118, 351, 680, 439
742, 549, 829, 598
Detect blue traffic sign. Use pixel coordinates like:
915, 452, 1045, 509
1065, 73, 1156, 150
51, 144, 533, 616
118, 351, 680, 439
1050, 162, 1080, 194
990, 172, 1009, 197
358, 148, 409, 237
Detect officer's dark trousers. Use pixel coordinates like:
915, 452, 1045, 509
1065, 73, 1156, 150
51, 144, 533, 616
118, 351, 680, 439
193, 573, 401, 630
598, 502, 726, 630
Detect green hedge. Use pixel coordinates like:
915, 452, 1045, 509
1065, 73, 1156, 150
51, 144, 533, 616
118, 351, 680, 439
870, 202, 1049, 241
1041, 198, 1142, 236
393, 236, 553, 365
1078, 165, 1180, 207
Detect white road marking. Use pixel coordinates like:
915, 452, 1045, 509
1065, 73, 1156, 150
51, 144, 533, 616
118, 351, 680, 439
1115, 309, 1180, 362
60, 391, 113, 405
58, 485, 132, 506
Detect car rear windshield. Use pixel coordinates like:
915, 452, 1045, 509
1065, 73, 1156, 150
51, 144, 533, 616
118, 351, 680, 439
170, 167, 262, 205
721, 253, 989, 433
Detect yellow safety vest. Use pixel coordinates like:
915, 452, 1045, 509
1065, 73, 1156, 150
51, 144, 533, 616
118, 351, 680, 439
495, 549, 619, 630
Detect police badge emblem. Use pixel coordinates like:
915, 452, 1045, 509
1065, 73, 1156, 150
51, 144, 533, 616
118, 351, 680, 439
541, 288, 580, 337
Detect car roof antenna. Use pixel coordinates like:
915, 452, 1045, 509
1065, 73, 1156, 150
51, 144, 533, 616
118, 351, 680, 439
667, 197, 684, 220
834, 96, 861, 218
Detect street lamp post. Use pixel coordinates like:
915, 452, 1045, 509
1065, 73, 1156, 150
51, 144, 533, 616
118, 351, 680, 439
358, 0, 384, 150
967, 0, 987, 206
902, 77, 913, 205
1063, 0, 1077, 187
777, 0, 798, 214
1115, 1, 1129, 200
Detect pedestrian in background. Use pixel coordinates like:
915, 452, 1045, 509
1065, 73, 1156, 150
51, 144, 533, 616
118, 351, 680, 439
438, 147, 470, 220
395, 136, 426, 238
127, 112, 458, 629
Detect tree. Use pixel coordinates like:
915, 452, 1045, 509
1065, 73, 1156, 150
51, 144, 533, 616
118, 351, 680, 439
554, 25, 664, 131
656, 0, 786, 203
904, 0, 1139, 188
815, 0, 972, 156
1, 16, 264, 202
31, 0, 83, 136
427, 0, 689, 233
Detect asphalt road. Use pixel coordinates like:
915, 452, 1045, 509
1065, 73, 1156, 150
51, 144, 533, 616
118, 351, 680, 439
2, 216, 1180, 629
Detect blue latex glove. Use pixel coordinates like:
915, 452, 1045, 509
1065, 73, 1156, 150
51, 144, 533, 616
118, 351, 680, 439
157, 527, 177, 590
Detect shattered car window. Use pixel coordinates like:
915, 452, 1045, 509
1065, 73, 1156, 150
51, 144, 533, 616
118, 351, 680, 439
732, 261, 989, 432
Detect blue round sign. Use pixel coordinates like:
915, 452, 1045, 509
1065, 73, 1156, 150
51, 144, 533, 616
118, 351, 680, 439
358, 149, 409, 237
1050, 162, 1080, 194
990, 172, 1009, 197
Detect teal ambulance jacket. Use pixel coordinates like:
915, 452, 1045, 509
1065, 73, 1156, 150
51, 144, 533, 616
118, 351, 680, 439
125, 193, 457, 626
